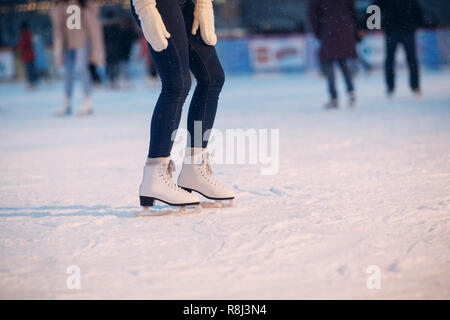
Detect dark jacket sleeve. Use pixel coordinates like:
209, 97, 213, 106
308, 0, 321, 39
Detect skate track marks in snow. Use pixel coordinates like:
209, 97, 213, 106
0, 71, 449, 298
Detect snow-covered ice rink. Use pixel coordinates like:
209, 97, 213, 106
0, 70, 449, 299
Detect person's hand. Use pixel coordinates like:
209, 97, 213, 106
133, 0, 170, 52
192, 0, 217, 46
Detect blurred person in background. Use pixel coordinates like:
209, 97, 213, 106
52, 0, 105, 116
18, 22, 38, 88
374, 0, 424, 99
139, 34, 158, 86
103, 9, 121, 89
309, 0, 358, 109
32, 33, 50, 82
87, 2, 105, 89
118, 15, 138, 88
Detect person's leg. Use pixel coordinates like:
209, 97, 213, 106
131, 0, 201, 208
338, 59, 356, 107
182, 0, 225, 148
75, 47, 93, 98
113, 62, 120, 85
25, 61, 37, 85
64, 50, 76, 98
107, 60, 120, 88
24, 62, 33, 85
64, 50, 75, 98
30, 61, 38, 84
176, 0, 234, 203
89, 63, 101, 85
321, 61, 337, 101
131, 0, 191, 158
55, 50, 75, 115
401, 32, 420, 92
385, 33, 398, 93
337, 59, 354, 93
74, 47, 94, 115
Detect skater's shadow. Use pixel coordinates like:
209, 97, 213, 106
0, 205, 139, 218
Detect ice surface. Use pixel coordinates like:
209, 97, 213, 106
0, 70, 449, 299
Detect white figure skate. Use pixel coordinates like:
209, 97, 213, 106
76, 97, 94, 116
136, 157, 200, 217
178, 148, 235, 208
55, 97, 71, 116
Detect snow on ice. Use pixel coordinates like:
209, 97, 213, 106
0, 70, 449, 299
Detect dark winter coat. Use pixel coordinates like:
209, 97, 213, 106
308, 0, 357, 63
374, 0, 423, 35
118, 25, 137, 61
103, 21, 121, 64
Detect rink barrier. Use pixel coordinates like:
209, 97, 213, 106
215, 29, 450, 74
1, 29, 450, 81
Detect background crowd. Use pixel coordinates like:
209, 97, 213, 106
3, 0, 450, 113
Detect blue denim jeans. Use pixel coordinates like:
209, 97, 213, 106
131, 0, 225, 158
64, 47, 92, 98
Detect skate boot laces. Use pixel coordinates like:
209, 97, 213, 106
160, 160, 190, 192
200, 152, 220, 187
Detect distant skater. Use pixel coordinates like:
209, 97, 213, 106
375, 0, 424, 99
103, 9, 121, 89
309, 0, 357, 109
118, 15, 138, 88
51, 0, 105, 116
18, 22, 38, 88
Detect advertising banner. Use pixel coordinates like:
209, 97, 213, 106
249, 36, 307, 72
437, 29, 450, 65
216, 38, 252, 74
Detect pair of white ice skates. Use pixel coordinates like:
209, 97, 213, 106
139, 148, 235, 214
55, 97, 94, 117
